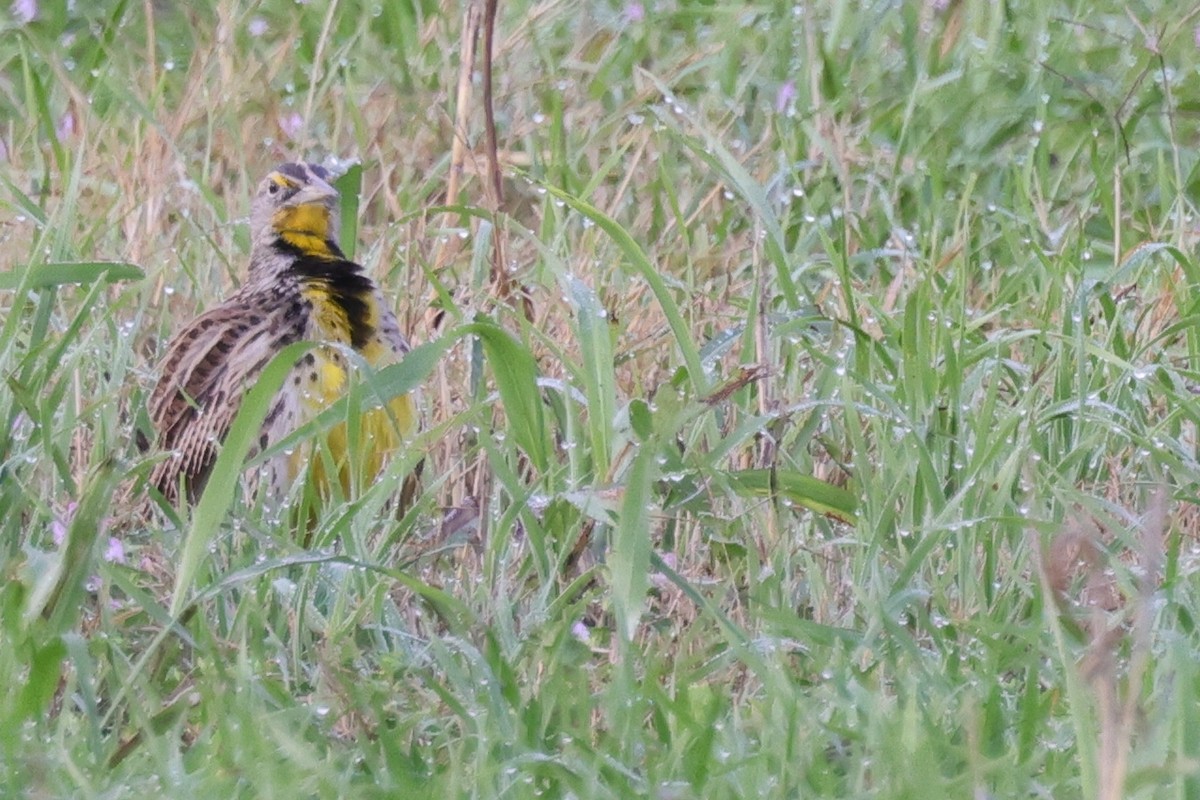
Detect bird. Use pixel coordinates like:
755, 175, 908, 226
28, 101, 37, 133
146, 161, 418, 508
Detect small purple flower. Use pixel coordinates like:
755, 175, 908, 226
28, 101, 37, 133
103, 537, 126, 564
11, 0, 36, 24
248, 16, 268, 37
51, 501, 77, 547
775, 80, 796, 114
571, 620, 591, 643
1194, 23, 1200, 49
56, 110, 75, 141
278, 111, 304, 140
622, 1, 644, 23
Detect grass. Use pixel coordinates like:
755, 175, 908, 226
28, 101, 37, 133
3, 0, 1200, 796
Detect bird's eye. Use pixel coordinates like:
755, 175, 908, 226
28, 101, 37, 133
267, 182, 281, 195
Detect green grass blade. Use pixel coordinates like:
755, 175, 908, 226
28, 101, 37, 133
465, 319, 550, 473
611, 437, 657, 642
536, 180, 709, 396
333, 161, 362, 260
0, 261, 145, 291
726, 468, 857, 523
565, 274, 616, 474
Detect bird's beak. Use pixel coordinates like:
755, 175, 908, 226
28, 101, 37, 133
289, 176, 338, 207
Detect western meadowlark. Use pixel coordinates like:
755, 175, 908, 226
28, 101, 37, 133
147, 161, 418, 507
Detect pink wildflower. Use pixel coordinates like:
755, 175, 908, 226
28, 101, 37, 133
11, 0, 36, 24
279, 111, 304, 140
103, 537, 126, 564
775, 80, 796, 114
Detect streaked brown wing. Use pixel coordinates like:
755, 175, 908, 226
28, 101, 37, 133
148, 295, 302, 501
371, 288, 411, 356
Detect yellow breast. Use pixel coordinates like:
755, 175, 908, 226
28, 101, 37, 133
288, 326, 416, 498
302, 284, 355, 346
278, 242, 417, 499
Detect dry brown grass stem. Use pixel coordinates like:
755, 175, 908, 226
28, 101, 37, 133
432, 0, 481, 274
1093, 486, 1167, 800
479, 0, 528, 320
1041, 489, 1169, 800
481, 0, 503, 213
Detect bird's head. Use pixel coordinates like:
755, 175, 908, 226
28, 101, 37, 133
250, 161, 341, 257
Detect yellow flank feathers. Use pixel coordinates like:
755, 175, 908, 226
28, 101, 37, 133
360, 334, 392, 362
317, 358, 347, 396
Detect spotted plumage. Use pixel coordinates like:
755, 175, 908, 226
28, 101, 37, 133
147, 161, 418, 505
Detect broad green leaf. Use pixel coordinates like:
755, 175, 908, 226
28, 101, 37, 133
465, 319, 550, 473
726, 468, 857, 523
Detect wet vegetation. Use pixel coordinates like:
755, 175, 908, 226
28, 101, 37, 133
3, 1, 1200, 796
